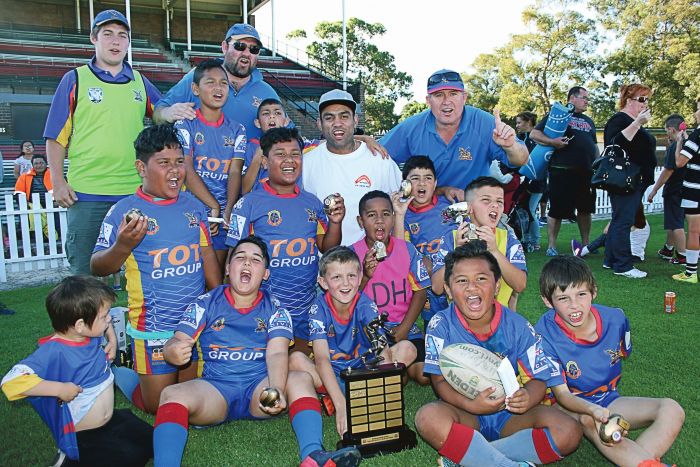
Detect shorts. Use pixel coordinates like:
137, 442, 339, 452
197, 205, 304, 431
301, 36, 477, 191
384, 322, 425, 363
66, 409, 153, 467
548, 167, 595, 219
477, 410, 513, 441
210, 229, 229, 251
592, 391, 620, 408
663, 193, 685, 230
290, 311, 310, 341
411, 337, 425, 363
206, 374, 267, 421
131, 337, 178, 375
681, 200, 700, 215
67, 201, 115, 275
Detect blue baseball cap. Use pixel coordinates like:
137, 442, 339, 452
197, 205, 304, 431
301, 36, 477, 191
225, 23, 262, 46
427, 69, 464, 94
92, 10, 130, 30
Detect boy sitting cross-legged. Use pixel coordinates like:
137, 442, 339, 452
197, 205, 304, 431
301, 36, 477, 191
536, 256, 685, 467
2, 276, 153, 466
152, 236, 361, 467
416, 241, 581, 466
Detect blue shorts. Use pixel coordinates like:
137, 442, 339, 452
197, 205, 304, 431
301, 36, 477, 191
592, 391, 620, 408
477, 410, 513, 441
663, 193, 685, 230
131, 337, 178, 375
291, 311, 310, 341
206, 374, 267, 421
211, 229, 229, 251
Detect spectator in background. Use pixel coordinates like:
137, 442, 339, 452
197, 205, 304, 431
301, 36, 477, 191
14, 154, 57, 238
602, 84, 657, 278
381, 69, 528, 199
44, 10, 161, 275
531, 87, 599, 256
515, 111, 543, 252
154, 23, 279, 141
647, 114, 686, 265
14, 140, 35, 178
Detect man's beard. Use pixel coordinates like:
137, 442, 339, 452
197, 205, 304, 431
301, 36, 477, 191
224, 58, 253, 78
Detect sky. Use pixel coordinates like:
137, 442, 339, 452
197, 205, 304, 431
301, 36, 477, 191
254, 0, 530, 110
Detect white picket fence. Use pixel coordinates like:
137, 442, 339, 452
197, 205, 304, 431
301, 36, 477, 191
0, 192, 68, 282
0, 168, 666, 283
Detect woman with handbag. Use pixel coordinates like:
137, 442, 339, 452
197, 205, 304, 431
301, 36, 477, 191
602, 84, 657, 278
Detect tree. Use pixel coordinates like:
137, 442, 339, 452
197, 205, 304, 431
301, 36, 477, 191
399, 101, 428, 121
589, 0, 700, 124
290, 18, 413, 134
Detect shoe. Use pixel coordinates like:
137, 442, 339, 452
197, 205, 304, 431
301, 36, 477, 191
533, 244, 541, 251
320, 393, 335, 416
614, 268, 647, 278
657, 246, 674, 260
546, 247, 558, 257
0, 302, 15, 315
112, 285, 123, 292
571, 239, 583, 257
603, 263, 611, 269
525, 243, 535, 253
670, 255, 686, 265
538, 217, 547, 226
300, 447, 361, 467
672, 272, 698, 283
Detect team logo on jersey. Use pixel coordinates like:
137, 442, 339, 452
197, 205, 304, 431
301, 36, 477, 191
234, 135, 247, 152
565, 360, 581, 379
223, 135, 236, 147
146, 218, 159, 235
269, 309, 292, 332
178, 128, 191, 150
267, 210, 282, 226
181, 302, 206, 329
133, 90, 143, 102
417, 258, 429, 282
309, 304, 319, 316
327, 323, 336, 338
184, 212, 199, 228
229, 214, 245, 240
195, 132, 205, 145
351, 326, 358, 340
252, 96, 262, 107
306, 209, 318, 223
354, 175, 372, 188
310, 319, 326, 335
606, 346, 624, 366
425, 335, 444, 364
88, 87, 103, 103
234, 198, 244, 210
409, 223, 420, 235
254, 318, 267, 332
96, 222, 113, 248
151, 347, 165, 362
427, 315, 441, 330
211, 317, 225, 331
458, 147, 472, 160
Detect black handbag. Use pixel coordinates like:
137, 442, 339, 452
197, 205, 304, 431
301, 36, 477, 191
591, 143, 640, 194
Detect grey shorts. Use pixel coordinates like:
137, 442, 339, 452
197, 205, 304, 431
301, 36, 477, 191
66, 201, 115, 275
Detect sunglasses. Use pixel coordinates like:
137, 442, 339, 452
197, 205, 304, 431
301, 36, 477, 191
231, 41, 260, 55
428, 71, 462, 86
630, 96, 650, 103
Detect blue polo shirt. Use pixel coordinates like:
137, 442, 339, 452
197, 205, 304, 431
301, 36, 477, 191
382, 106, 512, 190
157, 66, 279, 140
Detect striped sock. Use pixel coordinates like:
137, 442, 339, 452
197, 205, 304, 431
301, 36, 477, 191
438, 422, 518, 467
685, 250, 698, 275
153, 402, 189, 467
111, 365, 145, 410
290, 397, 324, 460
490, 428, 562, 464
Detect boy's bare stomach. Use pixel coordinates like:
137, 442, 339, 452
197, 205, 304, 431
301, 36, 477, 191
75, 385, 114, 431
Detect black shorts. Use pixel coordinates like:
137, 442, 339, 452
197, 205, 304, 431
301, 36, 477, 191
63, 409, 153, 467
663, 193, 685, 230
548, 167, 595, 219
410, 337, 426, 363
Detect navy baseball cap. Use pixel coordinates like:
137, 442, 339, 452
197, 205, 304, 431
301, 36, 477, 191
225, 23, 262, 46
318, 89, 357, 113
92, 10, 130, 30
427, 69, 464, 94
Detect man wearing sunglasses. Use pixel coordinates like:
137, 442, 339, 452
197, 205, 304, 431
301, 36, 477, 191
381, 69, 528, 201
530, 86, 599, 256
154, 23, 280, 141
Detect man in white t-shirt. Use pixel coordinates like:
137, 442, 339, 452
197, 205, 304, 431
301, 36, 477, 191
303, 90, 401, 244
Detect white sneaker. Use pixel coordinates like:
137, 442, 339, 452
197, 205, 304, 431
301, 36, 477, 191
614, 268, 647, 278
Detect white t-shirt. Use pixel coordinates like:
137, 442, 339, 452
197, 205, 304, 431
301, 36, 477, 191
302, 141, 402, 245
15, 156, 33, 176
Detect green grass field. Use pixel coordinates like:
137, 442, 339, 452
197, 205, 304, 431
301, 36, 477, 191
0, 214, 697, 466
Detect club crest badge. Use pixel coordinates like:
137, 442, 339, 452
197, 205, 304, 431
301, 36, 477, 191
133, 89, 143, 102
88, 87, 103, 103
223, 136, 235, 147
306, 208, 318, 223
184, 212, 199, 228
409, 223, 420, 235
565, 360, 581, 379
195, 132, 205, 145
458, 147, 472, 160
146, 218, 159, 235
252, 96, 262, 107
267, 210, 282, 227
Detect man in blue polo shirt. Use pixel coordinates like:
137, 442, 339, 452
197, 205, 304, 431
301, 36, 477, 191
154, 23, 279, 141
382, 69, 528, 195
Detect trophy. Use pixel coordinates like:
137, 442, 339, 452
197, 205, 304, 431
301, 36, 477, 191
337, 312, 417, 457
441, 202, 478, 241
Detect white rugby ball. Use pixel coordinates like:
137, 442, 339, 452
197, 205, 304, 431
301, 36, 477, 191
439, 343, 505, 400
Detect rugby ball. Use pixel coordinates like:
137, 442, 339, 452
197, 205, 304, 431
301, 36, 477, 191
439, 343, 505, 400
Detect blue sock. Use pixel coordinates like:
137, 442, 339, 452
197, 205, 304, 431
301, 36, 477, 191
290, 397, 324, 459
490, 428, 562, 464
111, 366, 145, 410
153, 402, 189, 467
439, 422, 518, 467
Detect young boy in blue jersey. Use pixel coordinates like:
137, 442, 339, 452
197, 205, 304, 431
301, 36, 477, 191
417, 241, 581, 466
227, 127, 344, 352
175, 59, 246, 270
351, 190, 430, 384
393, 155, 455, 323
152, 236, 361, 467
432, 176, 527, 311
91, 124, 221, 414
535, 256, 684, 467
292, 246, 416, 437
2, 276, 153, 466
